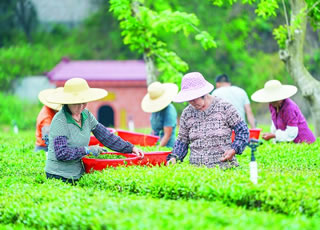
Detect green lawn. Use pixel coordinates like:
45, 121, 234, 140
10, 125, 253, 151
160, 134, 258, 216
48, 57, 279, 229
0, 131, 319, 229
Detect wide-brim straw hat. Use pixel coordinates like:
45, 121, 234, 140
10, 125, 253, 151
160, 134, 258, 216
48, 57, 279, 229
173, 72, 214, 103
38, 88, 62, 111
141, 82, 178, 113
251, 80, 297, 103
46, 78, 108, 104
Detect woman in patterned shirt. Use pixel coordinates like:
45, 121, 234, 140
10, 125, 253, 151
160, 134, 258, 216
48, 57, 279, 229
166, 72, 249, 169
44, 78, 144, 183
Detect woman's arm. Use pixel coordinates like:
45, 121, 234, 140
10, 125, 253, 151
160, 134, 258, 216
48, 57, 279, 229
93, 123, 134, 153
167, 110, 189, 162
160, 104, 177, 147
160, 126, 173, 147
231, 121, 249, 154
274, 126, 298, 142
53, 136, 87, 161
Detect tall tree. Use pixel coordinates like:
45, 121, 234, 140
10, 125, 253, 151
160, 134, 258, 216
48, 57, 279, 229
212, 0, 320, 136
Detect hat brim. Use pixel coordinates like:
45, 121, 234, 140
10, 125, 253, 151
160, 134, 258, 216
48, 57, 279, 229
46, 87, 108, 104
38, 88, 62, 110
173, 83, 214, 103
251, 85, 297, 103
141, 83, 178, 113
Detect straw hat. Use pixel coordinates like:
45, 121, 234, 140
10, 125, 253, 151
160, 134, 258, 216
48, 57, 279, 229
251, 80, 297, 103
141, 82, 178, 113
173, 72, 214, 103
38, 88, 62, 111
46, 78, 108, 104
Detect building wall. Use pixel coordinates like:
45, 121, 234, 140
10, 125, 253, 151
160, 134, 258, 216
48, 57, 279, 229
14, 76, 56, 103
54, 80, 151, 129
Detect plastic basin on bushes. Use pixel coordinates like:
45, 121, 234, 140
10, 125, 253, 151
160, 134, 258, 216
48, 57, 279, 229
138, 151, 172, 166
82, 152, 139, 173
231, 128, 262, 142
89, 128, 117, 146
117, 130, 159, 146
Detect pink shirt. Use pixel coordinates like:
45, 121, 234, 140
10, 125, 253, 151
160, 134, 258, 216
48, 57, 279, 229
269, 99, 316, 143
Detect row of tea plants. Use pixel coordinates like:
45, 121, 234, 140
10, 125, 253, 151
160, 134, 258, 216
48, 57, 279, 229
0, 131, 319, 229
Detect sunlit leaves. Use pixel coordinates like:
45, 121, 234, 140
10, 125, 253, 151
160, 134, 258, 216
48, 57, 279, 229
195, 31, 217, 50
211, 0, 256, 6
273, 25, 288, 49
109, 0, 215, 83
255, 0, 279, 19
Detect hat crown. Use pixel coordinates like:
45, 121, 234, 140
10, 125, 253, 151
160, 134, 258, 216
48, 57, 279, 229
64, 78, 89, 94
148, 82, 165, 100
264, 80, 282, 91
181, 72, 207, 91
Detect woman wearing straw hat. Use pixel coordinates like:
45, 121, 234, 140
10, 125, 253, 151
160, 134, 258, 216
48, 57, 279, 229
166, 72, 249, 168
44, 78, 144, 183
141, 82, 178, 147
35, 88, 62, 152
251, 80, 315, 143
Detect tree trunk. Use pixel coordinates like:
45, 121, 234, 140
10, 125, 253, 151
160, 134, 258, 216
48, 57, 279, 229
132, 1, 158, 85
143, 53, 158, 85
280, 0, 320, 136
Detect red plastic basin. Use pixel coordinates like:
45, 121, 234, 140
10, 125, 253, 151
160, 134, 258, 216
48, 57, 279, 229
89, 128, 117, 146
82, 152, 139, 173
117, 130, 159, 146
231, 128, 262, 142
138, 151, 172, 166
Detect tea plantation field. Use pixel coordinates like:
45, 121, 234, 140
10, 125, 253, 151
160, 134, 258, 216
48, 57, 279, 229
0, 131, 320, 229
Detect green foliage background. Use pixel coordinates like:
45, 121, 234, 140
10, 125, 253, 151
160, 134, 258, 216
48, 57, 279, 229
0, 0, 319, 128
0, 92, 41, 130
0, 1, 290, 93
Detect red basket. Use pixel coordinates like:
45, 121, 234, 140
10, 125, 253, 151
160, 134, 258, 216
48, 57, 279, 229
231, 128, 262, 142
89, 128, 117, 146
138, 151, 172, 166
82, 152, 139, 173
117, 130, 159, 146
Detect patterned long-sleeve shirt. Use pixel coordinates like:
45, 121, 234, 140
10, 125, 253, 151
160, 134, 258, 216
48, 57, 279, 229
168, 97, 249, 169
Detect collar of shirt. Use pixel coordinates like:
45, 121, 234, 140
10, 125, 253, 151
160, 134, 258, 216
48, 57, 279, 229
189, 97, 217, 118
270, 98, 289, 114
63, 105, 88, 130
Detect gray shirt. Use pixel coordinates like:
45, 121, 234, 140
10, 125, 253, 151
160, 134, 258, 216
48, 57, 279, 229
212, 86, 250, 122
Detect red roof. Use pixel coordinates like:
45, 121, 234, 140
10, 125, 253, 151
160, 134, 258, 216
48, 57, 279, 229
47, 58, 147, 81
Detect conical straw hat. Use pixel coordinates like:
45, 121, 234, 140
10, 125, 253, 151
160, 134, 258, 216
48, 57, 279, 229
46, 78, 108, 104
38, 88, 62, 110
251, 80, 297, 103
141, 82, 178, 113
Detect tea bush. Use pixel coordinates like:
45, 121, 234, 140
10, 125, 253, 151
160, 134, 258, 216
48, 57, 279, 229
0, 131, 319, 229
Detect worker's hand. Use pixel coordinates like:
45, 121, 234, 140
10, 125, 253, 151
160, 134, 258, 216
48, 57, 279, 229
166, 157, 176, 166
86, 145, 105, 156
132, 146, 144, 159
220, 149, 236, 162
262, 133, 275, 141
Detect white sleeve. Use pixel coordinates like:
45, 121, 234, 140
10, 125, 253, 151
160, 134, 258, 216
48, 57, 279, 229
270, 121, 276, 134
274, 126, 298, 142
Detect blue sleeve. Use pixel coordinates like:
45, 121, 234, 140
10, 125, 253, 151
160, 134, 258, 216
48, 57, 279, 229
163, 104, 177, 127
